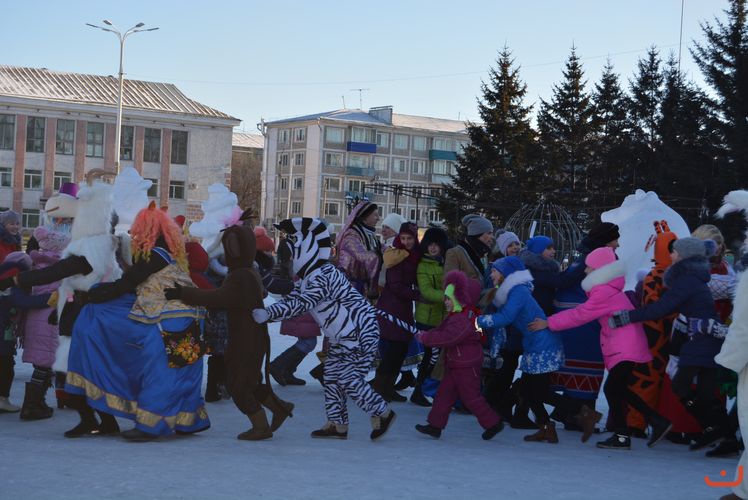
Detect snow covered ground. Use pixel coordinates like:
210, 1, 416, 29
1, 320, 737, 500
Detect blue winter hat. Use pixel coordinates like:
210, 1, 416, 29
526, 235, 553, 255
491, 256, 526, 278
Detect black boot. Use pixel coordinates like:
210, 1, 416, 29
647, 414, 672, 448
121, 428, 159, 442
271, 347, 308, 387
283, 348, 308, 386
97, 411, 120, 435
706, 437, 743, 458
20, 382, 54, 421
409, 385, 432, 407
415, 423, 441, 438
482, 422, 504, 441
205, 356, 222, 402
510, 405, 538, 430
64, 397, 101, 438
309, 363, 325, 387
394, 371, 416, 391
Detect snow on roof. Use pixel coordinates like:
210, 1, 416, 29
232, 132, 264, 149
391, 113, 467, 133
0, 65, 239, 122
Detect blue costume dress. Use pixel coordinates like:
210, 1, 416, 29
66, 248, 209, 436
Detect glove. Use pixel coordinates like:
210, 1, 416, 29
252, 308, 269, 324
0, 276, 14, 291
47, 309, 58, 326
608, 310, 631, 328
164, 283, 183, 301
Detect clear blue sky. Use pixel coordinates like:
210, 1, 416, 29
2, 0, 727, 130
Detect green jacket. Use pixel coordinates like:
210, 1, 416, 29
415, 256, 447, 327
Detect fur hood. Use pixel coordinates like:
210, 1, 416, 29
444, 270, 481, 310
519, 249, 560, 274
664, 255, 711, 287
581, 259, 626, 292
493, 269, 533, 307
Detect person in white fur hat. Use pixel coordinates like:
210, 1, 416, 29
378, 213, 407, 289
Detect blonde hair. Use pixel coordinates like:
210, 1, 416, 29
691, 224, 724, 246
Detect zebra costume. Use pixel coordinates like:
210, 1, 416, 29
263, 218, 390, 428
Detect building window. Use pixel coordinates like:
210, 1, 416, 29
324, 177, 341, 191
373, 156, 388, 171
55, 119, 75, 155
324, 152, 343, 167
292, 177, 303, 190
430, 187, 442, 198
349, 154, 369, 168
393, 134, 408, 150
293, 152, 305, 166
433, 137, 455, 151
22, 209, 40, 229
26, 117, 45, 153
146, 178, 159, 197
86, 122, 104, 158
53, 171, 72, 191
171, 130, 188, 164
394, 159, 408, 173
433, 160, 456, 175
373, 184, 385, 195
293, 128, 306, 142
412, 136, 428, 151
409, 208, 421, 222
291, 201, 302, 215
324, 202, 340, 217
24, 169, 42, 190
120, 126, 134, 161
278, 129, 290, 144
348, 180, 363, 193
144, 128, 161, 163
277, 153, 289, 167
411, 160, 426, 175
351, 127, 375, 143
457, 140, 468, 154
0, 167, 11, 187
0, 114, 14, 150
278, 177, 288, 191
376, 132, 389, 148
428, 210, 441, 222
325, 127, 345, 144
377, 206, 384, 217
169, 180, 185, 200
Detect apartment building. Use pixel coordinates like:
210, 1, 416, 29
0, 65, 240, 227
260, 106, 467, 232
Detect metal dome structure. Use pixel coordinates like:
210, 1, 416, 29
505, 200, 584, 265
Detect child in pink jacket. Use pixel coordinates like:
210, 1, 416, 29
529, 247, 671, 450
414, 270, 503, 440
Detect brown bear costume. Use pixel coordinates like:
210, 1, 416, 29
169, 224, 293, 440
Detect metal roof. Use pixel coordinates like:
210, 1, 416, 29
0, 65, 239, 122
232, 132, 264, 149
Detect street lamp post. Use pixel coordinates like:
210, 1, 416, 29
86, 20, 159, 173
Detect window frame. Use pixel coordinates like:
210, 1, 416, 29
293, 152, 305, 166
279, 176, 289, 191
0, 114, 14, 150
324, 127, 345, 144
291, 200, 302, 215
373, 156, 388, 171
26, 117, 45, 153
351, 127, 375, 143
411, 159, 426, 175
146, 178, 159, 197
277, 153, 289, 167
376, 132, 389, 148
85, 122, 105, 158
293, 127, 306, 142
412, 135, 428, 151
0, 167, 12, 187
393, 133, 408, 150
394, 158, 408, 173
324, 201, 340, 217
169, 180, 186, 200
324, 177, 341, 191
55, 119, 75, 155
170, 130, 188, 165
53, 171, 72, 191
120, 125, 134, 161
278, 129, 291, 144
23, 169, 43, 190
324, 152, 343, 167
22, 209, 40, 229
143, 128, 161, 163
292, 177, 304, 191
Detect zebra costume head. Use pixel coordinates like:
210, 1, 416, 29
274, 217, 331, 277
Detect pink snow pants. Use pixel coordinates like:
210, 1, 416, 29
427, 366, 501, 430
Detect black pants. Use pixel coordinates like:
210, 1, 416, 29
484, 349, 521, 415
604, 361, 657, 435
520, 372, 572, 425
671, 365, 725, 429
376, 340, 409, 384
0, 355, 13, 398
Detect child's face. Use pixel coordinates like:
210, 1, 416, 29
542, 246, 556, 260
490, 268, 504, 286
4, 221, 20, 235
400, 233, 416, 250
504, 242, 520, 257
427, 242, 441, 257
444, 296, 454, 312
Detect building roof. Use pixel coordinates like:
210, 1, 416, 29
232, 132, 264, 149
266, 108, 468, 134
0, 65, 239, 122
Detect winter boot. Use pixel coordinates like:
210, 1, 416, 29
237, 410, 273, 441
415, 423, 441, 438
0, 396, 20, 413
409, 385, 432, 407
370, 410, 397, 440
309, 363, 325, 387
20, 382, 54, 421
97, 411, 120, 435
575, 405, 603, 443
646, 414, 672, 448
311, 421, 348, 439
283, 347, 308, 386
706, 437, 743, 458
524, 422, 559, 443
64, 402, 101, 438
511, 406, 538, 430
596, 433, 632, 450
205, 356, 222, 402
394, 371, 416, 391
263, 395, 294, 432
689, 425, 725, 451
482, 421, 504, 441
269, 350, 290, 387
271, 347, 308, 387
121, 428, 159, 442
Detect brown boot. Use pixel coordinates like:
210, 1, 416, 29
523, 421, 559, 443
237, 410, 273, 441
311, 421, 348, 439
263, 396, 294, 432
576, 405, 603, 443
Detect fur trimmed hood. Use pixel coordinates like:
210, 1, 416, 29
493, 268, 534, 307
664, 255, 711, 287
519, 249, 560, 274
581, 259, 626, 292
444, 270, 481, 310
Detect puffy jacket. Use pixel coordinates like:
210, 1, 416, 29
548, 259, 651, 370
377, 253, 420, 342
477, 269, 564, 374
519, 250, 586, 315
415, 256, 446, 327
417, 310, 483, 369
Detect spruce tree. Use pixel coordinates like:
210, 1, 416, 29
440, 47, 537, 228
627, 46, 663, 189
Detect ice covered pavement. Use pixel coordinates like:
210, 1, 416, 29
1, 323, 735, 500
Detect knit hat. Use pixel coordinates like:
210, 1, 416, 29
355, 201, 378, 223
0, 210, 20, 226
672, 237, 707, 260
253, 226, 275, 253
526, 235, 553, 255
461, 214, 493, 236
586, 222, 620, 249
491, 256, 526, 278
585, 247, 618, 270
496, 231, 520, 256
382, 213, 406, 232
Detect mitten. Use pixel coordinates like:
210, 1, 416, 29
164, 283, 183, 301
608, 310, 630, 328
252, 308, 269, 324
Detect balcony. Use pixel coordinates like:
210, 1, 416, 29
346, 141, 376, 154
345, 166, 376, 178
429, 149, 458, 161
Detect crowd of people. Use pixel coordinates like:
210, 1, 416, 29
2, 179, 748, 498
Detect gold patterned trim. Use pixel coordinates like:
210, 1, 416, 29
127, 308, 206, 325
66, 371, 208, 429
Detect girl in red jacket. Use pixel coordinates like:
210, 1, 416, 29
414, 270, 503, 440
